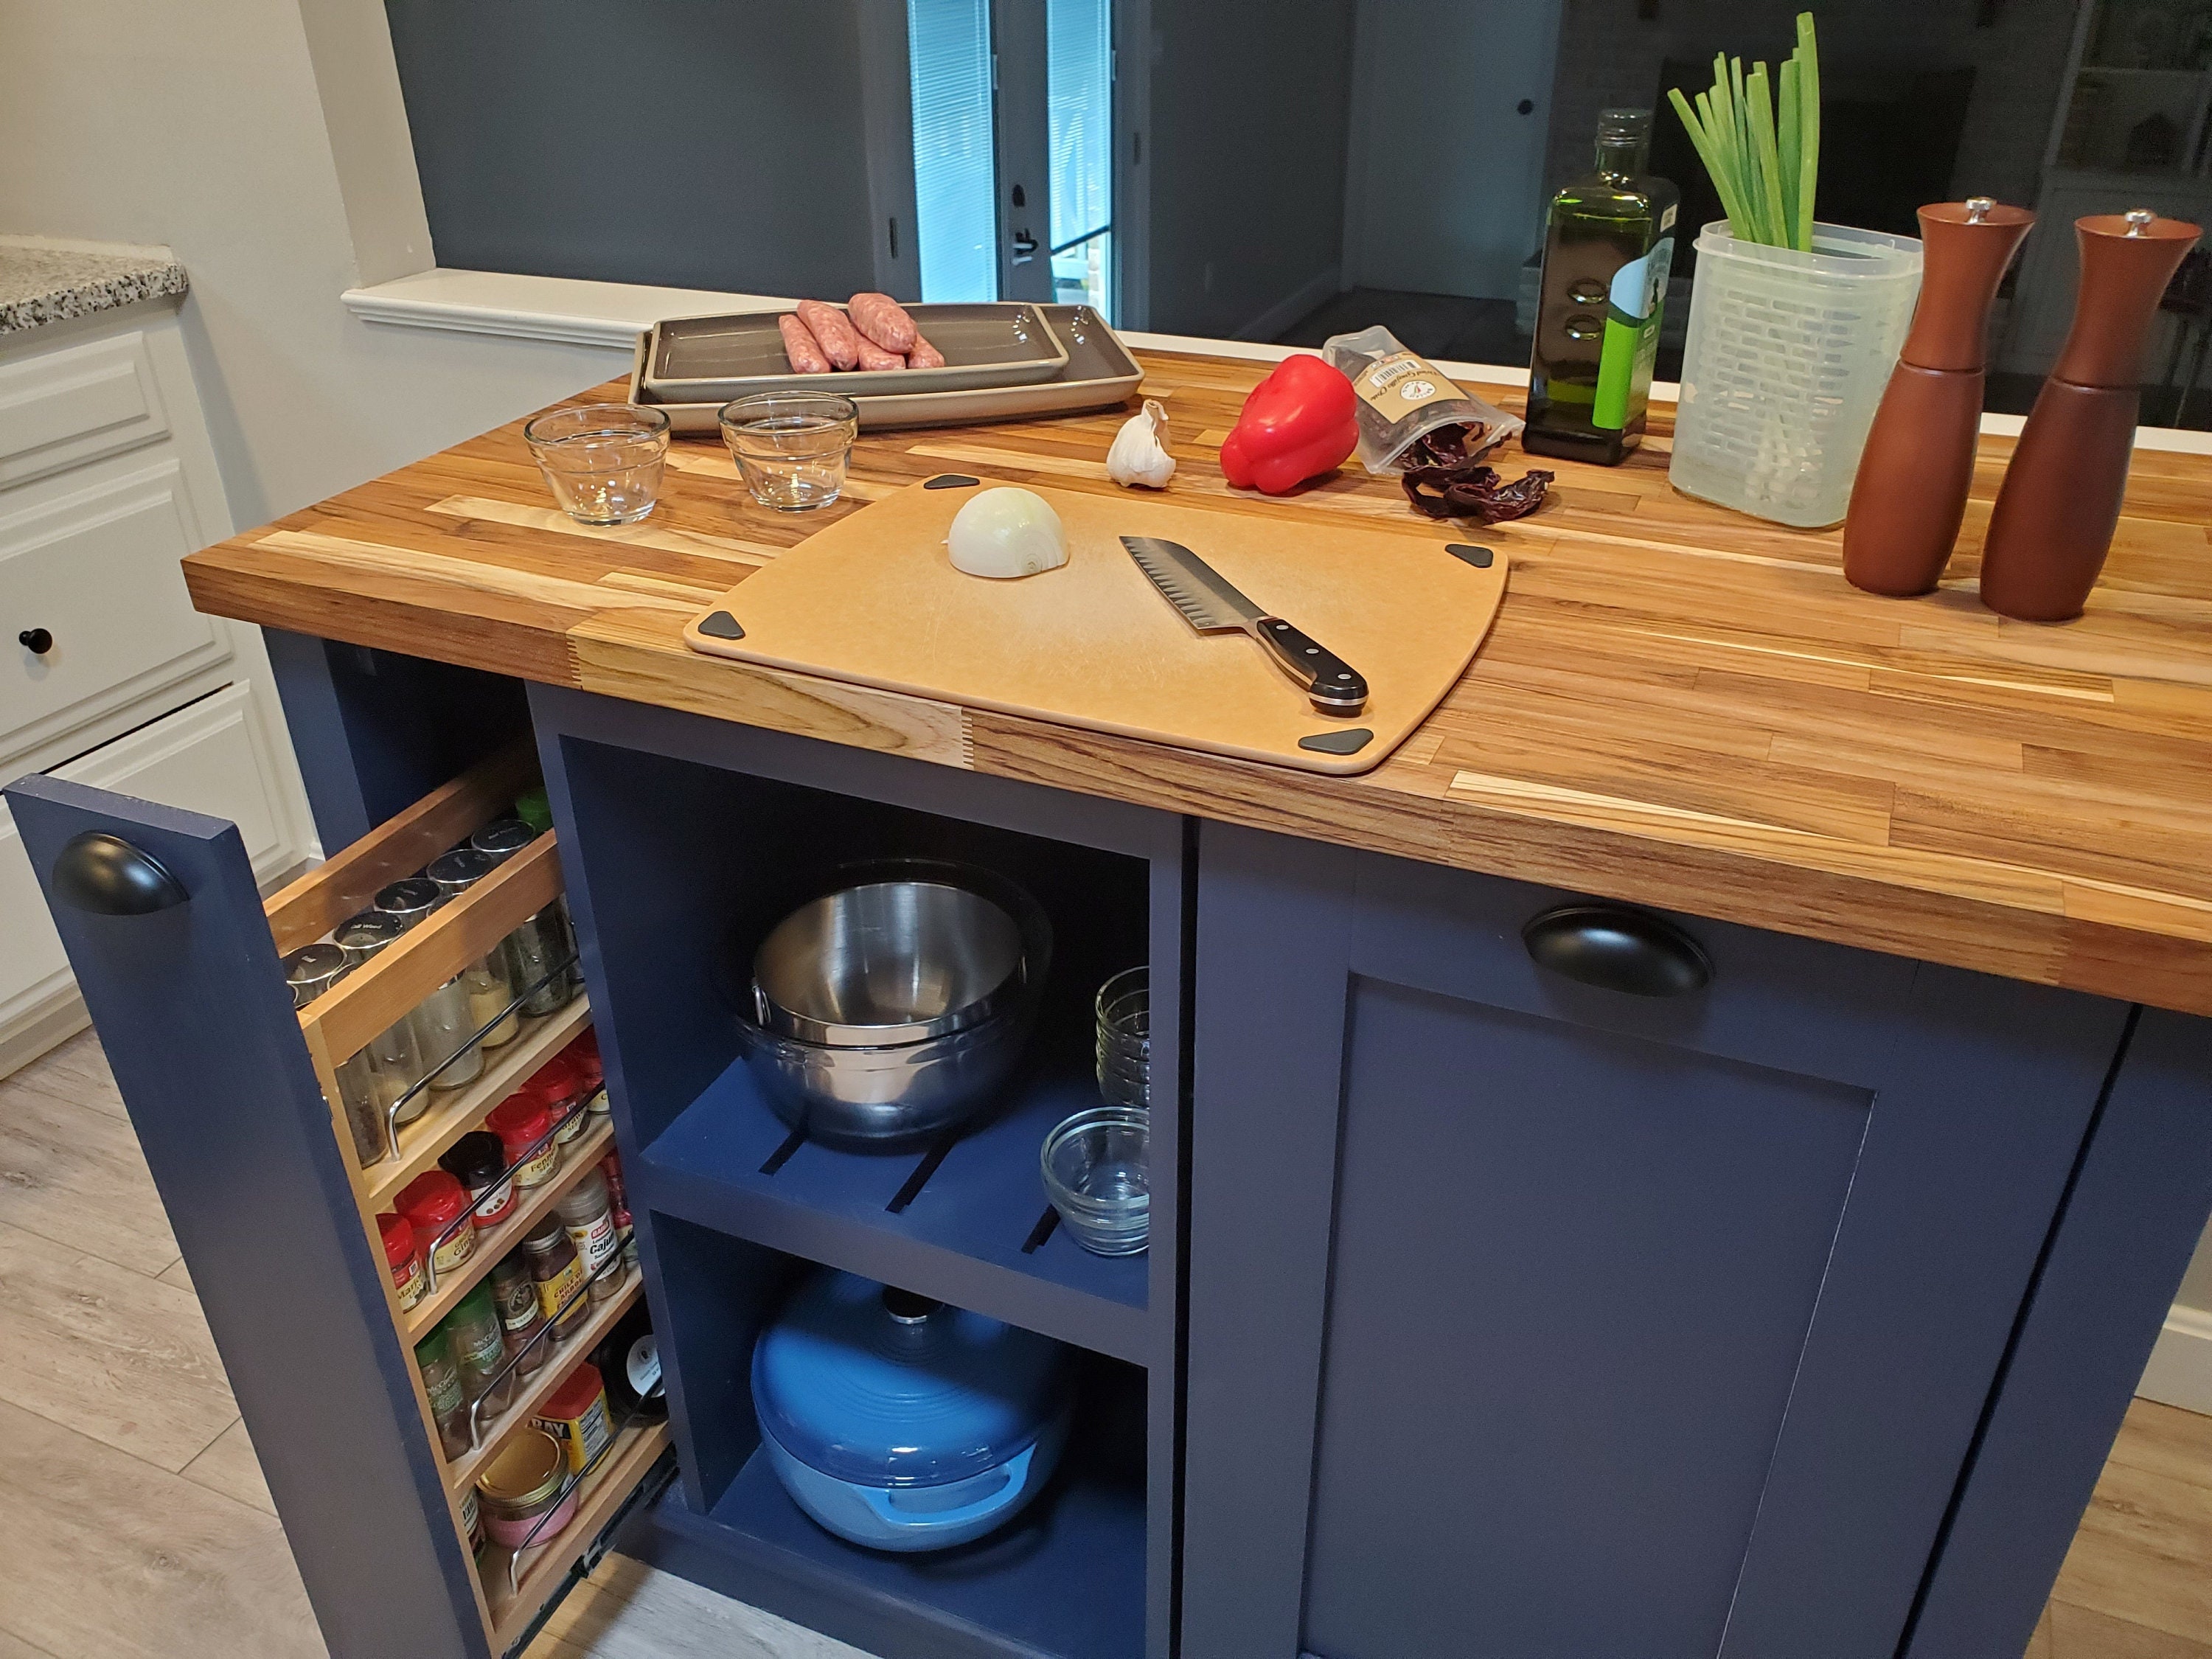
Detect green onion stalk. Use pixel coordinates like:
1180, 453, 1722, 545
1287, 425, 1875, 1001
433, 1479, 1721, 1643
1669, 12, 1822, 252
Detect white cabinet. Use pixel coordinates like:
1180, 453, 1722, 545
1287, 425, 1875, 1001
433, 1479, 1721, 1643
0, 299, 312, 1073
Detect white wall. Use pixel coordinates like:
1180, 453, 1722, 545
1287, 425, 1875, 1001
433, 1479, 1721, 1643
0, 0, 631, 532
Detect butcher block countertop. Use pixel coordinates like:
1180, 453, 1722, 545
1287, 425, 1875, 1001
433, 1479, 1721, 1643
184, 351, 2212, 1016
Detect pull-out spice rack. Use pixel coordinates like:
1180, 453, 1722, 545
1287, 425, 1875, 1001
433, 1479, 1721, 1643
7, 745, 670, 1659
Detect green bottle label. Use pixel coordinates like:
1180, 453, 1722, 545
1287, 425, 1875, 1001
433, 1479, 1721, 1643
1593, 234, 1673, 431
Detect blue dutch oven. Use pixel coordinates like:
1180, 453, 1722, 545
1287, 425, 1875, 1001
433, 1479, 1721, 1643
751, 1269, 1073, 1551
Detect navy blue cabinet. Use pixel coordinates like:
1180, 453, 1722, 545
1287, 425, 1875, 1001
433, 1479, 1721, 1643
1181, 824, 2136, 1659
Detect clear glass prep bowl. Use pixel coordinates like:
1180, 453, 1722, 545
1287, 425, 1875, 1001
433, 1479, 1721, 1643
719, 392, 859, 511
523, 403, 670, 525
1041, 1105, 1150, 1256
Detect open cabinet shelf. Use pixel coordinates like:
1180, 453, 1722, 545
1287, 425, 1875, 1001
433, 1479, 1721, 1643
641, 1037, 1148, 1365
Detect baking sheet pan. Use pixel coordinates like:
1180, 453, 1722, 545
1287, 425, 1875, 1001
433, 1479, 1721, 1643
642, 302, 1067, 402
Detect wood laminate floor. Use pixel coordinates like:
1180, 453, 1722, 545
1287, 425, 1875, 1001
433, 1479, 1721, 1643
0, 1029, 2203, 1659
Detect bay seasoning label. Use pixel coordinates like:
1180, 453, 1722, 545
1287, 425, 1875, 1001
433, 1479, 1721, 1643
1352, 349, 1466, 418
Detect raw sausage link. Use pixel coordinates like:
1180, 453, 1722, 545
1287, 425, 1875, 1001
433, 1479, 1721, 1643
778, 313, 832, 375
794, 300, 861, 370
846, 291, 919, 354
907, 333, 947, 369
854, 335, 906, 372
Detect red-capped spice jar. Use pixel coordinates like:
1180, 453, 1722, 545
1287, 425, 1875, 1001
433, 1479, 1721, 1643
439, 1130, 515, 1229
397, 1170, 478, 1275
487, 1093, 560, 1189
380, 1210, 426, 1311
532, 1055, 587, 1146
567, 1032, 608, 1121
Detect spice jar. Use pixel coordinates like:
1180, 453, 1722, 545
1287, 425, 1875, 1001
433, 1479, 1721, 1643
556, 1163, 621, 1301
425, 848, 521, 1048
380, 1210, 427, 1312
487, 1094, 560, 1189
397, 1169, 477, 1276
333, 911, 432, 1130
532, 1057, 587, 1146
416, 1327, 472, 1461
602, 1152, 637, 1273
490, 1251, 548, 1378
459, 1484, 484, 1556
285, 945, 384, 1166
532, 1361, 614, 1475
472, 817, 581, 1018
476, 1427, 578, 1550
439, 1131, 515, 1230
374, 878, 486, 1092
522, 1217, 590, 1341
569, 1031, 610, 1121
442, 1279, 514, 1420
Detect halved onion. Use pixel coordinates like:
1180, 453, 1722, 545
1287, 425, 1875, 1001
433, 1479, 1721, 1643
947, 487, 1068, 579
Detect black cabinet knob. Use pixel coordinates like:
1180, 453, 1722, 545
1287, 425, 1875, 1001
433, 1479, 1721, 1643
1523, 904, 1712, 997
1517, 98, 1536, 114
18, 627, 53, 655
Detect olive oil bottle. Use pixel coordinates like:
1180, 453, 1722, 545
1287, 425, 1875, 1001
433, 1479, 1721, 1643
1525, 108, 1679, 465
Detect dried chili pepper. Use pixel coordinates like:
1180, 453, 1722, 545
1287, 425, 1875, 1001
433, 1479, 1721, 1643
1402, 450, 1554, 524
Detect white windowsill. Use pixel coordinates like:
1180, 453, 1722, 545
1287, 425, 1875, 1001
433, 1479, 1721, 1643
341, 268, 2212, 455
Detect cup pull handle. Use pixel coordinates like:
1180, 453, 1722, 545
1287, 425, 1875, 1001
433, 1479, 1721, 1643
51, 832, 189, 916
1523, 905, 1711, 998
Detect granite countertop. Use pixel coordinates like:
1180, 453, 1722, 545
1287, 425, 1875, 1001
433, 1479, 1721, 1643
0, 240, 188, 335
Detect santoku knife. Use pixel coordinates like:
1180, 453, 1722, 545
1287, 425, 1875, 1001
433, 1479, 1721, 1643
1120, 535, 1368, 716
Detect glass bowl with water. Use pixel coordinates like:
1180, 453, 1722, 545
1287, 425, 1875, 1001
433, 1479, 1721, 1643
719, 392, 860, 511
1041, 1105, 1149, 1256
523, 403, 671, 525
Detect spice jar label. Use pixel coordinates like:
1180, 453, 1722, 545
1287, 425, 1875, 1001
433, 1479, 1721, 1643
1352, 349, 1464, 417
392, 1256, 427, 1312
535, 1254, 587, 1320
566, 1211, 620, 1279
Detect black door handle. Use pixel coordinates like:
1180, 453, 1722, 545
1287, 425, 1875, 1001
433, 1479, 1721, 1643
1523, 904, 1711, 997
18, 627, 53, 654
1012, 229, 1039, 264
51, 831, 189, 916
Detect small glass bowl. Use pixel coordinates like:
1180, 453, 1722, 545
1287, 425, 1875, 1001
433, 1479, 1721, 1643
1041, 1105, 1149, 1256
1094, 967, 1150, 1107
720, 392, 859, 511
522, 404, 670, 525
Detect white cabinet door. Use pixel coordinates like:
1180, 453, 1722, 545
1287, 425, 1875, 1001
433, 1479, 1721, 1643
1, 683, 291, 1064
1, 457, 227, 768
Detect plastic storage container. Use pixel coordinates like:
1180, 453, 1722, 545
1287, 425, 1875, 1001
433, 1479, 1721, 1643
1669, 222, 1923, 528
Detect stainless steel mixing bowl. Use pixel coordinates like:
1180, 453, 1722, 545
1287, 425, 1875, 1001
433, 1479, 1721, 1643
731, 863, 1052, 1151
752, 879, 1024, 1047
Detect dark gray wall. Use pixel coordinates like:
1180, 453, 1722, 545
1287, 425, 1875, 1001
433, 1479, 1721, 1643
383, 0, 877, 296
1144, 0, 1357, 337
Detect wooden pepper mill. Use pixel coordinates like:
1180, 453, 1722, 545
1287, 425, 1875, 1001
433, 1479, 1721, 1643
1979, 208, 2201, 621
1843, 198, 2034, 597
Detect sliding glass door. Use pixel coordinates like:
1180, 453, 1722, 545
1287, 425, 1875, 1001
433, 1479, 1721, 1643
905, 0, 1117, 318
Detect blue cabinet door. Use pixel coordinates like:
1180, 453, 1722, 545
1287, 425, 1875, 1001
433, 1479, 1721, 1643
1181, 824, 2133, 1659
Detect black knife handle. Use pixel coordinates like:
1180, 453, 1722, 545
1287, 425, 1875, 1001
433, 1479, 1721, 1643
1256, 617, 1368, 715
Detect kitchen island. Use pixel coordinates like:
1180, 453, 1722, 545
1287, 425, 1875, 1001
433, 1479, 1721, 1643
13, 344, 2212, 1659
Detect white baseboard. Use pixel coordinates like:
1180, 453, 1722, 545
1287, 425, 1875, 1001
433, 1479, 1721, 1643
1234, 265, 1341, 343
2137, 1304, 2212, 1416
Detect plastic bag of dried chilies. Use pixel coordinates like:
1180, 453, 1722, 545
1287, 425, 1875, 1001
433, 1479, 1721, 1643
1400, 425, 1554, 525
1322, 325, 1525, 473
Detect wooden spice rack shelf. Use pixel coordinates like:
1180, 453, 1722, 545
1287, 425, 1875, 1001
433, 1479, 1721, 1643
443, 1267, 642, 1498
484, 1418, 672, 1652
361, 997, 592, 1212
403, 1117, 616, 1341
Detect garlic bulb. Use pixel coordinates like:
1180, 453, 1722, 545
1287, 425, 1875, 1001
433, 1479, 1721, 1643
946, 487, 1069, 579
1106, 399, 1176, 489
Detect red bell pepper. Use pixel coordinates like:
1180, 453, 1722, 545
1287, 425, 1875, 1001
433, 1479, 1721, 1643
1218, 355, 1359, 495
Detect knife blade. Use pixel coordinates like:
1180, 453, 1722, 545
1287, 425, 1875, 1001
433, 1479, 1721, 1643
1121, 536, 1368, 715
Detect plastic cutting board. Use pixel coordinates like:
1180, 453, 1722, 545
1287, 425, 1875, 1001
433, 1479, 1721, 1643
682, 477, 1509, 776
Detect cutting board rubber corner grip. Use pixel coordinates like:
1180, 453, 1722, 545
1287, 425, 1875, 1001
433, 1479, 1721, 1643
698, 610, 745, 641
679, 478, 1510, 779
924, 474, 981, 490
